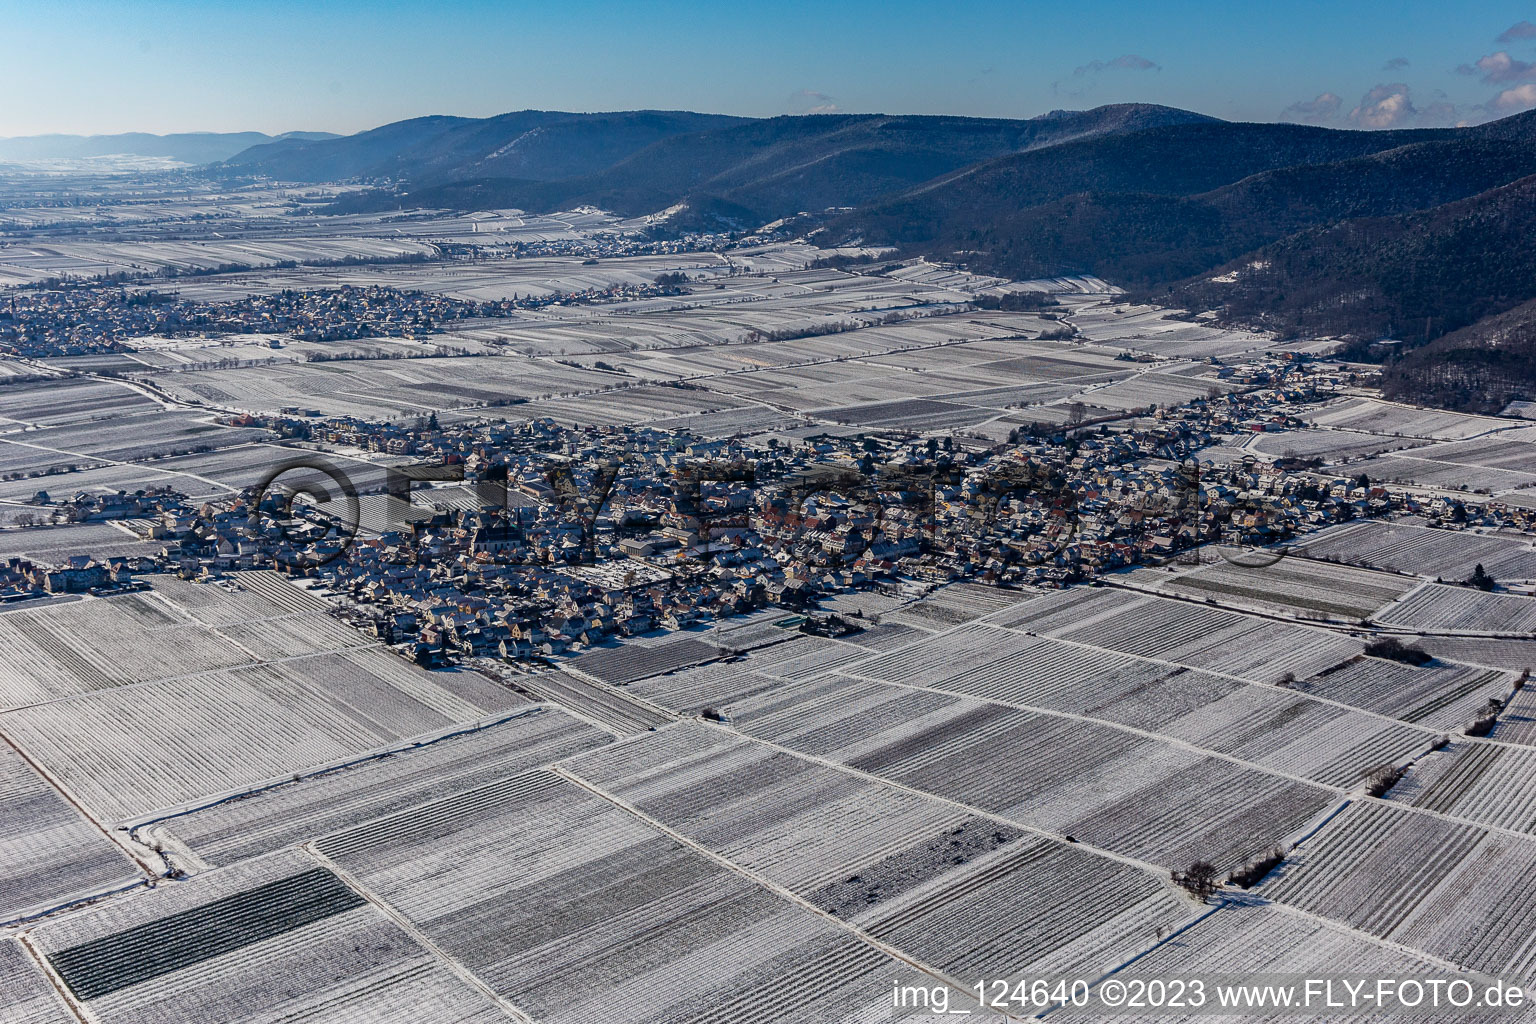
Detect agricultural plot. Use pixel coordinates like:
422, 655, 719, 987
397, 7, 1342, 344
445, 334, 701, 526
213, 611, 377, 661
174, 255, 710, 307
0, 377, 159, 429
1389, 740, 1536, 835
0, 574, 528, 822
4, 647, 522, 822
559, 724, 1198, 981
1050, 903, 1487, 1024
569, 635, 727, 685
490, 294, 1012, 372
0, 438, 377, 506
1423, 636, 1536, 674
1261, 801, 1536, 984
146, 570, 332, 623
0, 940, 73, 1024
1406, 433, 1536, 475
1377, 583, 1536, 634
0, 438, 109, 479
945, 381, 1090, 413
520, 385, 757, 429
630, 664, 805, 718
728, 673, 1335, 872
1300, 397, 1519, 440
882, 581, 1023, 629
991, 586, 1361, 685
0, 572, 338, 709
746, 635, 875, 679
1300, 656, 1514, 733
814, 397, 999, 432
139, 355, 614, 420
0, 592, 251, 708
1346, 450, 1536, 495
647, 405, 804, 437
2, 633, 525, 822
1497, 685, 1536, 745
560, 724, 985, 894
314, 769, 970, 1023
856, 838, 1192, 985
625, 629, 922, 718
1148, 683, 1435, 789
0, 522, 162, 563
844, 623, 1433, 788
0, 460, 225, 504
1299, 519, 1536, 581
1070, 304, 1273, 359
138, 705, 609, 871
837, 621, 933, 651
0, 235, 436, 279
1079, 371, 1235, 413
0, 407, 274, 465
0, 741, 145, 924
1242, 426, 1429, 462
998, 400, 1122, 428
203, 444, 402, 499
521, 671, 673, 735
1143, 556, 1416, 620
26, 849, 512, 1024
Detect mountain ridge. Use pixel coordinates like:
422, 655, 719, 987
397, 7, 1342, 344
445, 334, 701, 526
214, 102, 1536, 411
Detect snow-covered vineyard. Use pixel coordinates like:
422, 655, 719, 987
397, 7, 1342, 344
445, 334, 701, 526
0, 550, 1527, 1020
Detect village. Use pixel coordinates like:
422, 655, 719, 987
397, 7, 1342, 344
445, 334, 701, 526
6, 353, 1529, 673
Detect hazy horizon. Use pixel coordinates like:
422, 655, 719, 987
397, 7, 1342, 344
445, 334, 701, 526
7, 0, 1536, 137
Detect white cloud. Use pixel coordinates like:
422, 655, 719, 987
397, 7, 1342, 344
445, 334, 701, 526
1348, 83, 1417, 128
1497, 20, 1536, 42
1457, 51, 1536, 83
1491, 82, 1536, 112
1383, 57, 1410, 71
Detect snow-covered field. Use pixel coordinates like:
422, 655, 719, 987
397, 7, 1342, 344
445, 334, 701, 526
1262, 801, 1536, 985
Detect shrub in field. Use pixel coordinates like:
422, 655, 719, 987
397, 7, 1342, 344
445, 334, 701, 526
1363, 763, 1406, 798
1465, 697, 1504, 738
1226, 846, 1286, 888
1365, 636, 1433, 666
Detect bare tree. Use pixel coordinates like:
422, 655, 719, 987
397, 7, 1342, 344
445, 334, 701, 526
1172, 861, 1221, 902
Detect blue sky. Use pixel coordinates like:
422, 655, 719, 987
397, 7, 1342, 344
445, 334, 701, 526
5, 0, 1536, 136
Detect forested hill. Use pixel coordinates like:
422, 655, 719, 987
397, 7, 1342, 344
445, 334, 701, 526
220, 103, 1536, 412
221, 104, 1215, 224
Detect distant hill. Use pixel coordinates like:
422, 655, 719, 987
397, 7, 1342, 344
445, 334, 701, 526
1382, 298, 1536, 413
236, 104, 1215, 226
826, 121, 1462, 271
1164, 173, 1536, 347
829, 131, 1536, 288
217, 102, 1536, 414
0, 131, 336, 166
814, 107, 1536, 413
221, 110, 753, 184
